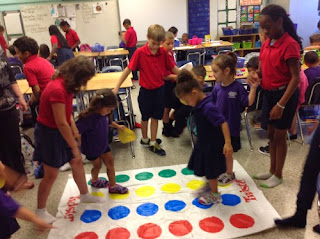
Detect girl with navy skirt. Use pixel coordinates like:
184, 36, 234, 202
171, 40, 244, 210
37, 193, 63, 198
175, 70, 233, 205
211, 52, 258, 186
34, 57, 99, 224
76, 89, 128, 194
248, 4, 302, 188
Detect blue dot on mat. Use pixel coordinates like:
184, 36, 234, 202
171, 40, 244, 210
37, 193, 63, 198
192, 198, 213, 209
108, 206, 130, 220
165, 200, 186, 212
136, 203, 159, 216
80, 210, 102, 223
221, 194, 241, 206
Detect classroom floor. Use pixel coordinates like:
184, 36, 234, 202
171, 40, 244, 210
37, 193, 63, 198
12, 82, 319, 239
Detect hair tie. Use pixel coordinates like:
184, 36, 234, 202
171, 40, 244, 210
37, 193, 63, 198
99, 95, 104, 99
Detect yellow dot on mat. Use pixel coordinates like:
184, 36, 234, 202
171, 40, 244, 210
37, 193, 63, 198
91, 192, 105, 197
186, 180, 205, 190
109, 191, 130, 200
218, 183, 232, 188
135, 186, 156, 197
161, 183, 181, 194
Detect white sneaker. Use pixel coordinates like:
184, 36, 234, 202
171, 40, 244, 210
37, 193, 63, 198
59, 162, 71, 172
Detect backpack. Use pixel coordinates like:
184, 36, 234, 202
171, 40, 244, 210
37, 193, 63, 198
187, 111, 198, 137
80, 44, 91, 52
21, 133, 36, 176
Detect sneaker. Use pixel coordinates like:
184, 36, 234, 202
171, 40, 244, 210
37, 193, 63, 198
258, 145, 270, 156
109, 184, 128, 194
59, 162, 71, 172
193, 182, 211, 197
198, 192, 222, 205
149, 143, 166, 156
140, 138, 162, 147
218, 172, 235, 186
91, 178, 109, 188
162, 127, 171, 137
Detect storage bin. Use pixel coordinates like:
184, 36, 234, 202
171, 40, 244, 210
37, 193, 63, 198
239, 29, 253, 35
255, 41, 262, 48
232, 42, 241, 50
242, 41, 253, 49
222, 28, 239, 35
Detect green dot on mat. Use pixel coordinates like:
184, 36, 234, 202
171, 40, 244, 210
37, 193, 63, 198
158, 169, 176, 178
88, 177, 107, 186
135, 172, 153, 181
116, 174, 130, 183
181, 167, 194, 175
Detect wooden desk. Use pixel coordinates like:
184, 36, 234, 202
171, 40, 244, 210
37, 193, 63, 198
74, 49, 129, 57
204, 65, 248, 81
173, 41, 233, 51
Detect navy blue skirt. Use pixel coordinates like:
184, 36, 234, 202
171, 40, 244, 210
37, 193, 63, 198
56, 48, 74, 66
33, 123, 73, 168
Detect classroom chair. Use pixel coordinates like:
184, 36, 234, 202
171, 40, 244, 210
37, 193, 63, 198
204, 47, 216, 65
186, 49, 205, 66
106, 46, 128, 70
216, 46, 233, 55
176, 60, 193, 68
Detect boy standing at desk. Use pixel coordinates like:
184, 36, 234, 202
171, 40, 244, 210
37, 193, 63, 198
114, 24, 180, 156
123, 19, 138, 81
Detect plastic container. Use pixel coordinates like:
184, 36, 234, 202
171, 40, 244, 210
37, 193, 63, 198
91, 43, 105, 52
236, 57, 245, 68
118, 128, 136, 144
222, 28, 239, 35
232, 42, 241, 50
239, 29, 253, 35
255, 41, 262, 48
253, 28, 259, 34
242, 41, 253, 49
197, 38, 203, 44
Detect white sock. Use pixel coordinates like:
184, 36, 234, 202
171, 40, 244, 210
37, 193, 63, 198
80, 193, 101, 203
150, 141, 156, 146
253, 172, 272, 180
35, 208, 56, 224
142, 138, 149, 143
260, 175, 283, 188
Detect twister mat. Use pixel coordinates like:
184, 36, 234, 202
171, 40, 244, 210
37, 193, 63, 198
48, 161, 280, 239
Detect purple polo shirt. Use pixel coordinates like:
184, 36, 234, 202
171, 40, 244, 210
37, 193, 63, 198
76, 113, 110, 158
304, 66, 320, 85
212, 81, 249, 137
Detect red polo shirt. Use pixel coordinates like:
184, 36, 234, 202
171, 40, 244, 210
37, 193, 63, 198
125, 27, 137, 48
37, 77, 73, 128
260, 32, 301, 90
51, 35, 61, 48
163, 50, 176, 82
66, 29, 80, 48
128, 43, 176, 89
0, 35, 7, 55
23, 55, 55, 92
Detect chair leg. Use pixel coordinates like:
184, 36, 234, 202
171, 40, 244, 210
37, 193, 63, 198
130, 141, 135, 159
296, 112, 305, 145
244, 111, 253, 151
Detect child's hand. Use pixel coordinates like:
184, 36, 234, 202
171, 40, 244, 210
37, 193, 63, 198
34, 218, 55, 233
71, 147, 82, 162
247, 71, 260, 86
117, 125, 126, 131
223, 143, 233, 159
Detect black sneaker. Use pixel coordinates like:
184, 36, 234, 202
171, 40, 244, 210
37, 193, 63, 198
140, 138, 162, 147
149, 143, 166, 156
258, 145, 270, 156
162, 127, 171, 137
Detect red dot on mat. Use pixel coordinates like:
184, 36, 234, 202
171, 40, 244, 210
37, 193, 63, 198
169, 220, 193, 236
106, 227, 130, 239
199, 217, 224, 233
230, 214, 255, 229
74, 232, 98, 239
137, 223, 162, 239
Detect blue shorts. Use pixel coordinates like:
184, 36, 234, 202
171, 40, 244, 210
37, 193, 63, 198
138, 85, 165, 121
86, 146, 111, 161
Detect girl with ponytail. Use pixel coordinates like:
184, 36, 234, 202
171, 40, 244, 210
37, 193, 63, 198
248, 4, 301, 188
175, 70, 233, 205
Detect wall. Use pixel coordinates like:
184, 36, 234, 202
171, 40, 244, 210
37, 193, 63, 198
266, 0, 290, 12
289, 0, 319, 47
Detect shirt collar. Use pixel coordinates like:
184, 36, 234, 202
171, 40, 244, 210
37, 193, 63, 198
25, 54, 38, 63
196, 95, 211, 110
143, 42, 162, 56
265, 32, 289, 48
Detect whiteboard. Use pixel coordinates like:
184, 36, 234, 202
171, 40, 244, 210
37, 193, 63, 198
118, 0, 188, 41
20, 1, 120, 50
4, 12, 23, 35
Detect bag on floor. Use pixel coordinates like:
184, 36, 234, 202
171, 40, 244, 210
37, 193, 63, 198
21, 133, 36, 176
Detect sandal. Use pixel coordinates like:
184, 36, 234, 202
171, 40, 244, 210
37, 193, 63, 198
91, 178, 109, 188
109, 184, 128, 194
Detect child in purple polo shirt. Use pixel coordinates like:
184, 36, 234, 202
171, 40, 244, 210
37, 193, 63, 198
175, 70, 233, 205
304, 51, 320, 85
76, 89, 128, 194
211, 52, 258, 186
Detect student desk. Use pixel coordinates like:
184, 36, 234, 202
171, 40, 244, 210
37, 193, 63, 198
204, 65, 248, 83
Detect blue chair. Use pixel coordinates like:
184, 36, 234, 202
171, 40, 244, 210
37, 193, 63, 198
204, 47, 216, 65
106, 46, 128, 69
186, 49, 205, 66
176, 60, 193, 68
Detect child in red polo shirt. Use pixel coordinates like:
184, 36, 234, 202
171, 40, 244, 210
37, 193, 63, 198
114, 24, 180, 156
59, 21, 81, 52
13, 37, 55, 123
248, 4, 302, 188
0, 26, 8, 55
123, 19, 138, 81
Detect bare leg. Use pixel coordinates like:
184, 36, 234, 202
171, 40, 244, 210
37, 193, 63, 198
162, 108, 170, 124
274, 129, 288, 178
37, 164, 59, 209
90, 158, 102, 182
268, 125, 276, 175
208, 179, 218, 193
69, 158, 88, 195
150, 118, 158, 142
101, 152, 116, 187
141, 120, 148, 139
289, 113, 297, 135
226, 155, 233, 175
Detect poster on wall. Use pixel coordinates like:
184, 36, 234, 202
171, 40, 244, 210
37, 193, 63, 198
240, 0, 262, 5
93, 3, 103, 14
241, 5, 260, 23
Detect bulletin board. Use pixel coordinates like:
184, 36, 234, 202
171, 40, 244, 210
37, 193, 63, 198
240, 5, 261, 23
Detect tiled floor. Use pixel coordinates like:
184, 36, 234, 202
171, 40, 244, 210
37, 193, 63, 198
12, 82, 319, 239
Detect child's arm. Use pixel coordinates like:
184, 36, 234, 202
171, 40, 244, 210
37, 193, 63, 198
15, 207, 54, 233
171, 66, 180, 75
70, 116, 81, 145
47, 43, 58, 61
164, 74, 177, 81
113, 67, 132, 95
248, 83, 258, 106
221, 122, 233, 159
52, 103, 81, 160
31, 85, 41, 104
111, 121, 126, 131
304, 45, 320, 50
11, 83, 28, 112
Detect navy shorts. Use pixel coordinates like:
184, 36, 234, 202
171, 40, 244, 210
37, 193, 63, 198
261, 88, 299, 130
138, 85, 165, 121
34, 123, 73, 168
164, 81, 180, 109
86, 146, 111, 161
231, 136, 241, 152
